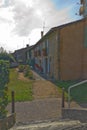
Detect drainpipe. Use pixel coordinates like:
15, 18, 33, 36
57, 29, 61, 80
68, 80, 87, 108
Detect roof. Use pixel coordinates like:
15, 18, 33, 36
14, 45, 34, 54
31, 18, 85, 49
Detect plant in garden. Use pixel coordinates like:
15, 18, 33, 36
18, 65, 25, 72
24, 65, 33, 79
0, 60, 9, 119
18, 64, 33, 79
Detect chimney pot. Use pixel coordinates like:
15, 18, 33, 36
26, 44, 29, 48
41, 31, 44, 38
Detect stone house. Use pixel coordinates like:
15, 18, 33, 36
13, 44, 33, 64
29, 18, 87, 81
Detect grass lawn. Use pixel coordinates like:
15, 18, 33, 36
8, 68, 33, 102
56, 80, 87, 103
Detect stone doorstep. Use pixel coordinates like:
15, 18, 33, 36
10, 120, 81, 130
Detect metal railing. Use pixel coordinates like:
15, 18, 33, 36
68, 80, 87, 108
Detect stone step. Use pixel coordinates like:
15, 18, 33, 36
9, 120, 87, 130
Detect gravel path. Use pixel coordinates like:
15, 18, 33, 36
7, 98, 62, 125
7, 70, 81, 125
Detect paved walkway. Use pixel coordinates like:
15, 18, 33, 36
7, 70, 81, 129
7, 98, 62, 125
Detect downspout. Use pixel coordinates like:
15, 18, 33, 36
57, 29, 61, 80
82, 18, 87, 79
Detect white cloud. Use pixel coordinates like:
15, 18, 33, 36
11, 0, 71, 37
0, 0, 81, 52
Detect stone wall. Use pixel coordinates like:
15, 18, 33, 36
0, 114, 15, 130
48, 30, 59, 80
60, 20, 84, 80
62, 108, 87, 123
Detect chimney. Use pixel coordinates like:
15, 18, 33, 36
26, 44, 29, 48
41, 31, 44, 38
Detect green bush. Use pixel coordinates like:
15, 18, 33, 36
24, 65, 33, 79
18, 65, 33, 79
24, 65, 30, 76
28, 71, 33, 79
0, 60, 9, 119
18, 65, 25, 72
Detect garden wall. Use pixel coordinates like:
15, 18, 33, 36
0, 113, 15, 130
62, 108, 87, 123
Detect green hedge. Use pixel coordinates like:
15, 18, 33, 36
0, 60, 9, 119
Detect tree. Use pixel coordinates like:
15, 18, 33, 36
0, 47, 15, 62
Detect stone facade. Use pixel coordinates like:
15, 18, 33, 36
29, 18, 87, 81
59, 19, 84, 80
13, 45, 33, 64
29, 29, 59, 80
59, 18, 87, 80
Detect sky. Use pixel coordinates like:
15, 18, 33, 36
0, 0, 82, 52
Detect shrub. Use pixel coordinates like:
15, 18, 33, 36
24, 65, 30, 76
18, 65, 25, 72
18, 65, 33, 79
0, 60, 9, 119
24, 65, 33, 79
